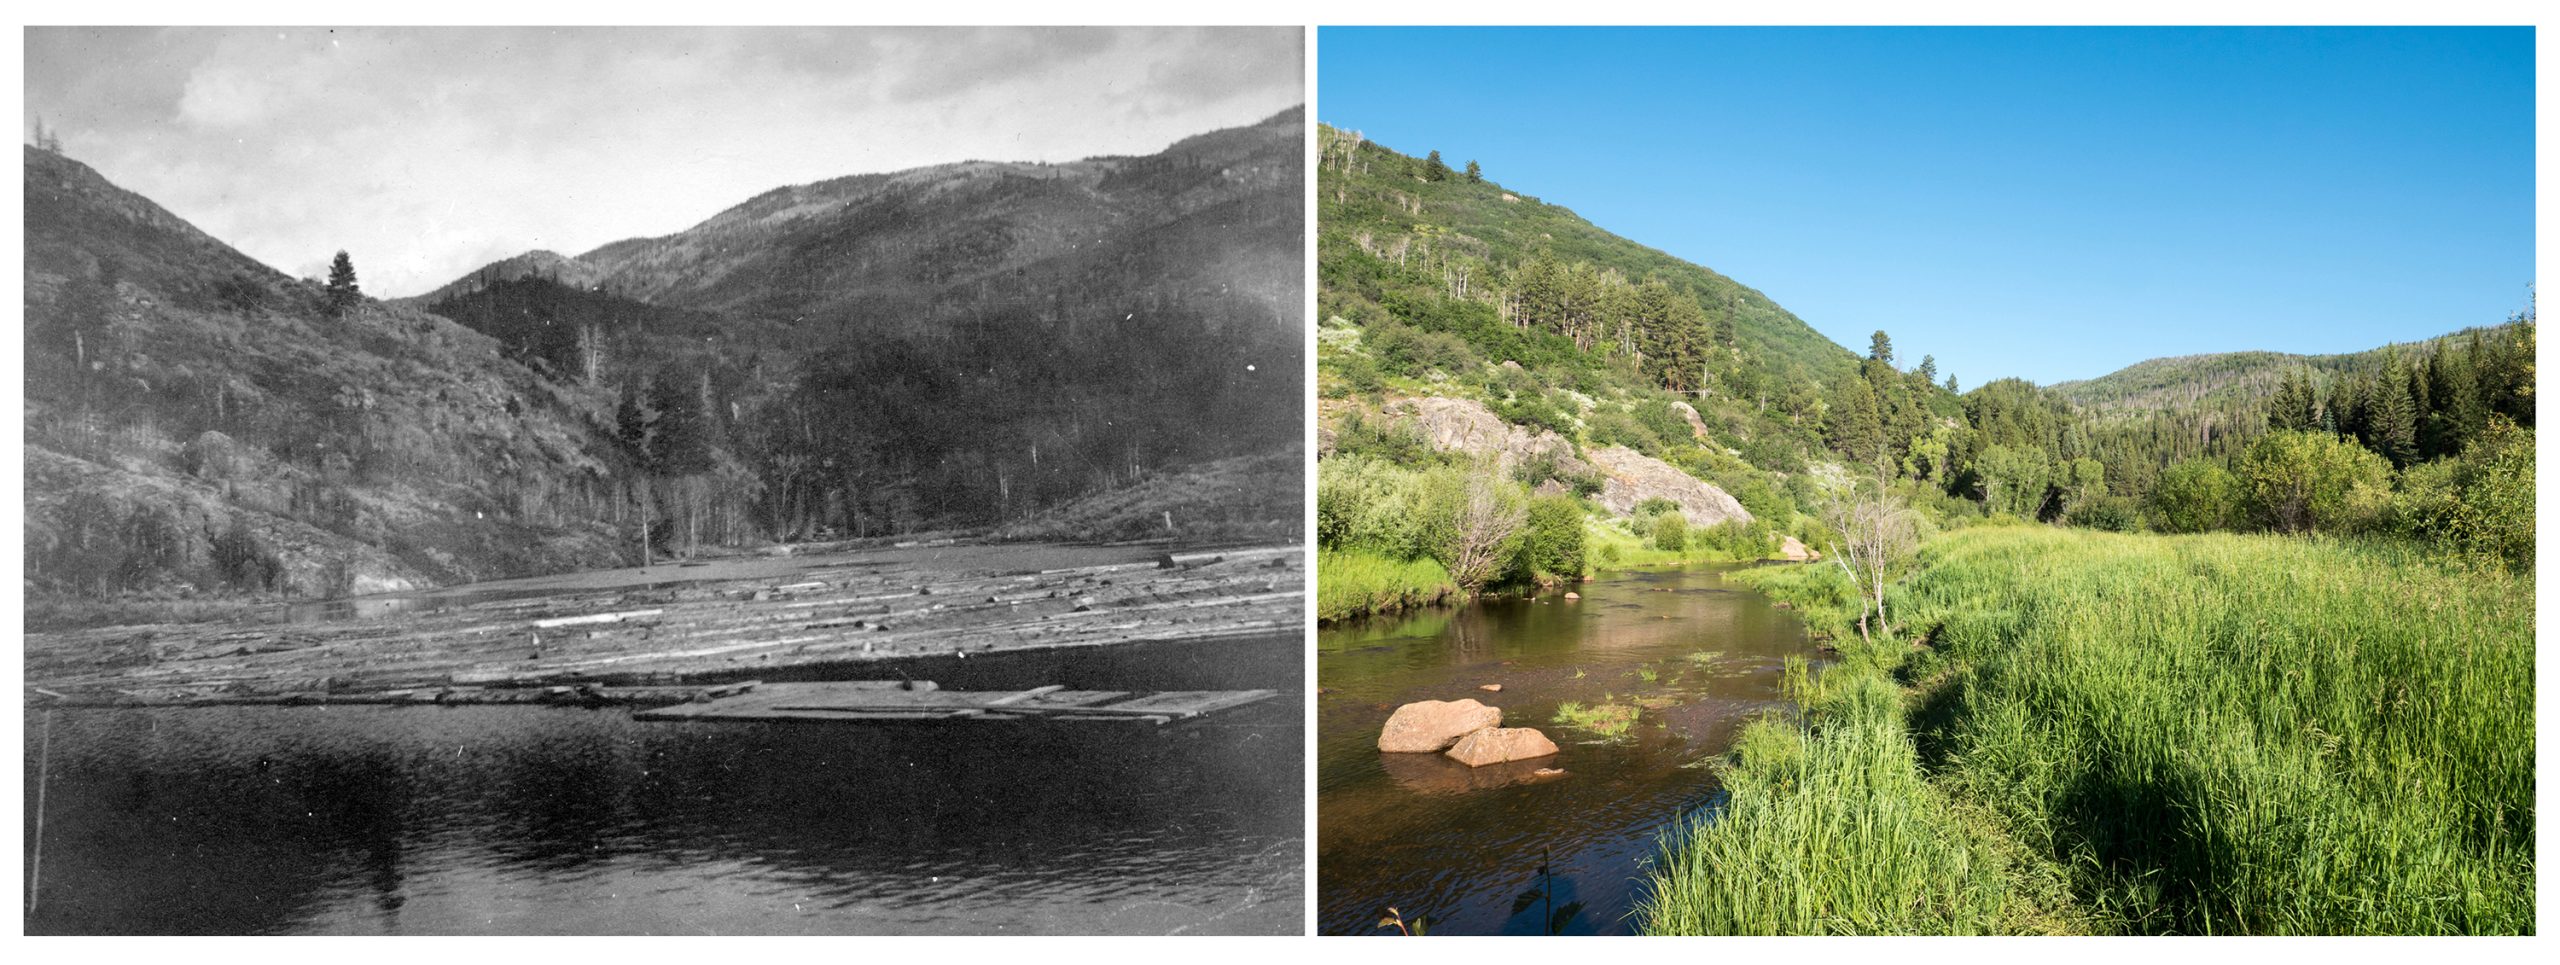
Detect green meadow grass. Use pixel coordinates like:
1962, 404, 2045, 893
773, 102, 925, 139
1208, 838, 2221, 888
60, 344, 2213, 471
1315, 548, 1458, 622
1640, 527, 2532, 935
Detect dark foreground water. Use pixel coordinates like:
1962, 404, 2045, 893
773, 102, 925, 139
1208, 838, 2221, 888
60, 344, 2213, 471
23, 635, 1300, 935
1316, 564, 1816, 935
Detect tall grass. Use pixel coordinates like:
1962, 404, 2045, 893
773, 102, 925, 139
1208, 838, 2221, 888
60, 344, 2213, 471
1642, 527, 2533, 935
1636, 666, 2027, 934
1316, 548, 1457, 622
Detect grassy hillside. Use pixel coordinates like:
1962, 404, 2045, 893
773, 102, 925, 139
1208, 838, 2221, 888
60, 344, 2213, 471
1318, 125, 1854, 384
1640, 526, 2533, 934
1313, 122, 1982, 617
22, 146, 628, 612
567, 106, 1302, 333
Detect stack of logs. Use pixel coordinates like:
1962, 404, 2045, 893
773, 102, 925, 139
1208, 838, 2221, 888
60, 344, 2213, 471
25, 545, 1301, 707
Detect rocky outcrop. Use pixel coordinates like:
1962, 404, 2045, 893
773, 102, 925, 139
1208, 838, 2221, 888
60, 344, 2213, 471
1585, 445, 1753, 526
1378, 698, 1503, 753
1670, 401, 1711, 441
1445, 726, 1561, 767
1384, 396, 1586, 475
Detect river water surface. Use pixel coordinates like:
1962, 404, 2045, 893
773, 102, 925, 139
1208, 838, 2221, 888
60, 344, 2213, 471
1316, 563, 1817, 935
24, 634, 1300, 935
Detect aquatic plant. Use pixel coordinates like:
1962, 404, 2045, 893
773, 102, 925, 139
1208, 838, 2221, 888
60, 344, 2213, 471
1553, 700, 1640, 739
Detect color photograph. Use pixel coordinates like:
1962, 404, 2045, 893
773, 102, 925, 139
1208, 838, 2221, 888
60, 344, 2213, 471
1313, 25, 2532, 935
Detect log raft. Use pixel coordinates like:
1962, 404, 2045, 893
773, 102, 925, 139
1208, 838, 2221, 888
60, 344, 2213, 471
23, 542, 1304, 721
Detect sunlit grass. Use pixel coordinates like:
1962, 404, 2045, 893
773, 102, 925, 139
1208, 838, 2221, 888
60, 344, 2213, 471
1643, 527, 2533, 935
1315, 548, 1456, 622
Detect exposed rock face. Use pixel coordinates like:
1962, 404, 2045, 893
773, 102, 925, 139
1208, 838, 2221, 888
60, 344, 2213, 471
1378, 698, 1503, 753
1446, 726, 1562, 767
1383, 396, 1590, 477
1585, 445, 1753, 527
1670, 401, 1711, 441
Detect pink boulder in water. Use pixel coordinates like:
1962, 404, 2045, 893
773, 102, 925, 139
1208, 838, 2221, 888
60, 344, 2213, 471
1378, 698, 1503, 753
1445, 727, 1562, 768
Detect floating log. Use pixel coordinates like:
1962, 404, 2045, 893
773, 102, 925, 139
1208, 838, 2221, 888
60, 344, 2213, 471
637, 681, 1278, 726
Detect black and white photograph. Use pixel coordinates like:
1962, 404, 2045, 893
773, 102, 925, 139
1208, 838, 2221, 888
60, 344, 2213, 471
19, 25, 1305, 935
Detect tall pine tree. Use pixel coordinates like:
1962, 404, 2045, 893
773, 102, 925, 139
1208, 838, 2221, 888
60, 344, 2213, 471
325, 250, 362, 317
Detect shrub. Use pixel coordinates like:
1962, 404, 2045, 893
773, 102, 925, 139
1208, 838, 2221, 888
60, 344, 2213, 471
1586, 409, 1664, 454
2068, 494, 2143, 532
1330, 353, 1386, 398
1315, 454, 1429, 558
1331, 410, 1434, 465
2392, 417, 2532, 569
1633, 397, 1700, 446
2150, 458, 2238, 533
1513, 494, 1588, 581
2237, 430, 2393, 534
1651, 510, 1691, 551
1492, 389, 1575, 438
1418, 463, 1529, 592
1696, 518, 1778, 558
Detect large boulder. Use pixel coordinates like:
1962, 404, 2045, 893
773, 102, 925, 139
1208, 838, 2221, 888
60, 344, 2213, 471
1381, 749, 1556, 794
1778, 534, 1817, 562
1586, 445, 1752, 527
1379, 698, 1502, 753
1445, 726, 1561, 767
1382, 750, 1561, 793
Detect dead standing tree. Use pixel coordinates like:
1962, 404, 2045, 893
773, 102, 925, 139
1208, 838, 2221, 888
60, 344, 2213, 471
1823, 477, 1922, 645
1435, 460, 1528, 594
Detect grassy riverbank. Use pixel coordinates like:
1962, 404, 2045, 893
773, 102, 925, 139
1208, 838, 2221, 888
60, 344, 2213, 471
1315, 515, 1785, 622
1638, 526, 2533, 934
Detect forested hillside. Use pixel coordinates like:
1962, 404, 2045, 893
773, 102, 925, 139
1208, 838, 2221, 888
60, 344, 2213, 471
428, 105, 1305, 541
1314, 123, 2533, 620
1314, 124, 1975, 618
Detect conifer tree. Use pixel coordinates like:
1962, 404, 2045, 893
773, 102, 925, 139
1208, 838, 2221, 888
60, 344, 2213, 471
1423, 150, 1450, 182
2365, 354, 2419, 467
1868, 330, 1894, 365
1464, 159, 1482, 183
325, 250, 362, 317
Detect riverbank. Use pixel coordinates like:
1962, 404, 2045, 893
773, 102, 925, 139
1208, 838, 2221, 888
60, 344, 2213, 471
1637, 525, 2533, 934
25, 540, 1303, 702
1317, 560, 1818, 934
1315, 517, 1800, 623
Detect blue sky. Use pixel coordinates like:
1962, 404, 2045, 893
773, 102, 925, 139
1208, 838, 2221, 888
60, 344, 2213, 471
1318, 26, 2534, 385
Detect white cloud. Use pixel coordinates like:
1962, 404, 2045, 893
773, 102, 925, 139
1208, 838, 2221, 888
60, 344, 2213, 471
27, 26, 1304, 296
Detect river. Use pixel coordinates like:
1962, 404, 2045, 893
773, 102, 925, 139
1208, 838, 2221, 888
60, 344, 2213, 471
22, 633, 1300, 936
1315, 562, 1818, 935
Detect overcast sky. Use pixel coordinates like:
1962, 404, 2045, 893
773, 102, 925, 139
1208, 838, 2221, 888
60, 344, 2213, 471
25, 26, 1304, 296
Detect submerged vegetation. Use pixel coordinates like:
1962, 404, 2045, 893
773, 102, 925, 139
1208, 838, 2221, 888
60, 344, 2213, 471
1640, 526, 2533, 934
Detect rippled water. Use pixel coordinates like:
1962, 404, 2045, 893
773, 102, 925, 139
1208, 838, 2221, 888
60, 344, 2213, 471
23, 636, 1300, 935
1316, 564, 1816, 935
